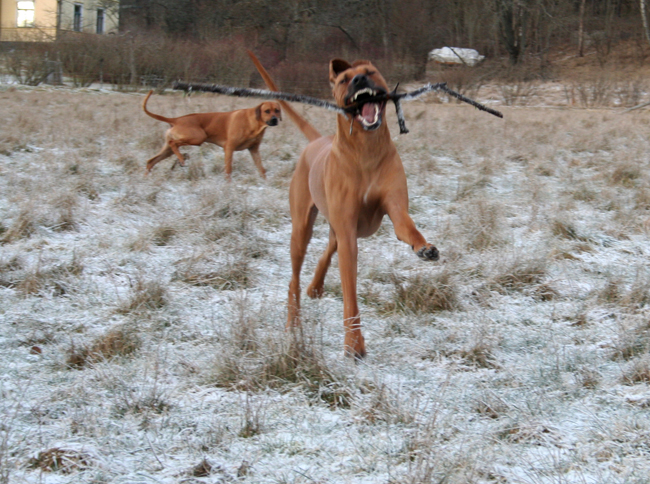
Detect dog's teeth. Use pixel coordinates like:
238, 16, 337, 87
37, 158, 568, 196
352, 88, 376, 102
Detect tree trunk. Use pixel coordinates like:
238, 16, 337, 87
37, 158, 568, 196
578, 0, 586, 56
641, 0, 650, 45
497, 0, 526, 64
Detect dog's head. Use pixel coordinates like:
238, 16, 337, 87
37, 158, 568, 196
256, 102, 282, 126
329, 59, 388, 131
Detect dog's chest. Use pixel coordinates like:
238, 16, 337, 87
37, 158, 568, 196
235, 130, 264, 150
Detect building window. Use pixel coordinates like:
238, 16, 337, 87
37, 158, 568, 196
73, 4, 82, 32
96, 8, 105, 34
17, 1, 35, 27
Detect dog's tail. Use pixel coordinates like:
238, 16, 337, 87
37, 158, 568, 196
247, 50, 321, 143
142, 90, 175, 124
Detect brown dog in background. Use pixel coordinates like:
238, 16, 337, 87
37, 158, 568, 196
142, 90, 281, 178
247, 51, 439, 358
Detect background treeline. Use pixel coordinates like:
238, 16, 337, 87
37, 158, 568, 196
3, 0, 649, 93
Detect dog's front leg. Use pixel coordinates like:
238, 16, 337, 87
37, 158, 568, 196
334, 225, 366, 359
248, 145, 267, 179
384, 196, 439, 261
223, 145, 235, 180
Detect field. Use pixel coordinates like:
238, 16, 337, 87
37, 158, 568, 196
1, 83, 650, 484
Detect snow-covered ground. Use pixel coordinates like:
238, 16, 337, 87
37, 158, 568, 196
1, 85, 649, 483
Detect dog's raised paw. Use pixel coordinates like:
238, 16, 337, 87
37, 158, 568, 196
417, 245, 439, 261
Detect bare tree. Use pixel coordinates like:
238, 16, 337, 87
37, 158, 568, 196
642, 0, 650, 45
578, 0, 587, 56
495, 0, 529, 64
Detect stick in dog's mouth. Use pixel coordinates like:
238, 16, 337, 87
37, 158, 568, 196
172, 81, 503, 135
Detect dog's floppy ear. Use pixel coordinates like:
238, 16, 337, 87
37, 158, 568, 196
277, 106, 282, 121
329, 59, 351, 85
255, 104, 262, 121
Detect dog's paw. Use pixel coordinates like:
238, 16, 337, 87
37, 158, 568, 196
417, 244, 439, 261
306, 283, 324, 299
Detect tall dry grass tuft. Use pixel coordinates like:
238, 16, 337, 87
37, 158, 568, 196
50, 192, 80, 232
551, 217, 587, 241
175, 256, 253, 290
355, 383, 416, 425
210, 318, 353, 408
118, 277, 168, 313
130, 222, 178, 251
258, 331, 352, 407
66, 325, 141, 369
238, 393, 266, 438
15, 256, 84, 297
610, 163, 642, 187
386, 270, 461, 314
621, 356, 650, 385
484, 258, 555, 300
596, 273, 650, 311
27, 448, 92, 474
474, 391, 510, 419
457, 339, 501, 369
1, 206, 38, 243
612, 317, 650, 361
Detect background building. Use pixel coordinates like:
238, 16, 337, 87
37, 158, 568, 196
0, 0, 119, 41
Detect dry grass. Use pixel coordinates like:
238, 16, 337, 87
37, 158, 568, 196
621, 356, 650, 385
484, 258, 551, 299
212, 328, 354, 408
384, 270, 461, 314
28, 448, 92, 474
175, 257, 254, 290
118, 277, 168, 313
66, 325, 141, 368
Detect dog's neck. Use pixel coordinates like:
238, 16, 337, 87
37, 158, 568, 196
333, 114, 394, 166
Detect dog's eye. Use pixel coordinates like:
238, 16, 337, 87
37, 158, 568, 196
339, 75, 348, 85
366, 70, 376, 76
265, 110, 270, 113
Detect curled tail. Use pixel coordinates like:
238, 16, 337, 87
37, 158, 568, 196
247, 50, 321, 142
142, 90, 175, 124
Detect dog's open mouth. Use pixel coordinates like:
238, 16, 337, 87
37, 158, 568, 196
345, 88, 386, 131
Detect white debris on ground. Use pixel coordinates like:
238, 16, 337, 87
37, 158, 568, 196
428, 47, 486, 66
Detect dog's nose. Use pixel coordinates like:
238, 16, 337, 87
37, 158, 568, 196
351, 75, 368, 88
268, 117, 278, 126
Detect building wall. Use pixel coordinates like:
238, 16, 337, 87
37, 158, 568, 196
0, 0, 119, 41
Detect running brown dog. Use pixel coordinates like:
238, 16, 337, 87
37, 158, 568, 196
142, 90, 281, 178
248, 51, 439, 358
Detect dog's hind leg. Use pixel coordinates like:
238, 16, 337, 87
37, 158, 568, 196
307, 227, 337, 299
287, 203, 318, 328
168, 140, 188, 168
145, 144, 174, 174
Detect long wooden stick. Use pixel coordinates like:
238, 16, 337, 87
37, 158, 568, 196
172, 80, 503, 134
173, 81, 346, 115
